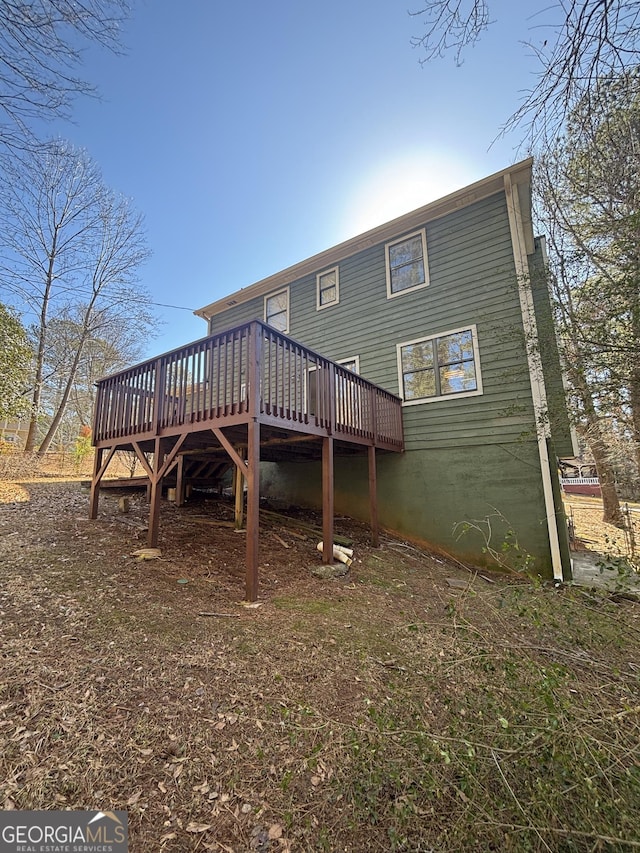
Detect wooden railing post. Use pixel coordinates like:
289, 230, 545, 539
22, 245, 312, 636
327, 361, 336, 434
371, 387, 378, 446
154, 356, 165, 435
92, 381, 103, 445
248, 322, 262, 418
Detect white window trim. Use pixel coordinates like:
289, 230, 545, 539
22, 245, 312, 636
316, 266, 340, 311
385, 228, 429, 300
336, 355, 360, 374
396, 324, 483, 406
264, 287, 290, 333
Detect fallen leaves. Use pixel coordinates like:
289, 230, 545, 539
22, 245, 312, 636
131, 547, 162, 561
3, 479, 638, 853
185, 821, 212, 833
268, 823, 283, 839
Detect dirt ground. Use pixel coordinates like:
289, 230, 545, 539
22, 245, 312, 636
564, 493, 640, 560
1, 478, 639, 852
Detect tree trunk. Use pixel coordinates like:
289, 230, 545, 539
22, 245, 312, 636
587, 424, 625, 527
24, 239, 57, 453
629, 373, 640, 484
37, 311, 93, 456
628, 300, 640, 486
572, 366, 624, 527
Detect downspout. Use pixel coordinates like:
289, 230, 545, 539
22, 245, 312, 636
505, 172, 565, 582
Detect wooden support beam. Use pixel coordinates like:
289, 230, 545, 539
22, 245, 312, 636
256, 433, 321, 450
245, 420, 260, 602
189, 459, 212, 479
147, 437, 165, 547
89, 448, 104, 520
163, 458, 178, 479
368, 444, 379, 548
157, 433, 187, 480
322, 436, 334, 564
211, 427, 247, 472
131, 442, 153, 479
89, 445, 118, 519
176, 454, 185, 507
234, 454, 244, 530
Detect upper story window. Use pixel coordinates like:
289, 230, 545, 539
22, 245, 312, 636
337, 356, 360, 374
264, 288, 289, 333
317, 267, 339, 310
385, 229, 429, 298
397, 325, 482, 405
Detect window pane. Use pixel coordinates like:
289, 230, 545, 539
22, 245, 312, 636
401, 342, 433, 372
389, 235, 423, 268
340, 359, 358, 373
266, 292, 287, 330
391, 260, 425, 293
319, 270, 337, 306
267, 292, 287, 314
437, 330, 473, 365
267, 309, 287, 331
320, 270, 336, 288
404, 369, 436, 399
439, 361, 477, 395
320, 284, 336, 305
401, 330, 479, 401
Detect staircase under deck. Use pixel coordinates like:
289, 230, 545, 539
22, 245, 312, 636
89, 320, 404, 601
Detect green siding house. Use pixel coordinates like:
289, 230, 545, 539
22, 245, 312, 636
194, 159, 575, 581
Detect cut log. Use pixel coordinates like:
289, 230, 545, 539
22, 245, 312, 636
316, 542, 353, 567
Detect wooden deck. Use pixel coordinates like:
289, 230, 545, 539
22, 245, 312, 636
89, 320, 404, 600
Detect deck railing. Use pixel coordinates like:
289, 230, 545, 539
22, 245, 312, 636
93, 320, 404, 451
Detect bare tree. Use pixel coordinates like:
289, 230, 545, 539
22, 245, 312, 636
0, 0, 130, 149
55, 308, 149, 427
0, 139, 153, 453
410, 1, 640, 143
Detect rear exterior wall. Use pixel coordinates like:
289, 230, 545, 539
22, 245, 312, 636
209, 190, 557, 575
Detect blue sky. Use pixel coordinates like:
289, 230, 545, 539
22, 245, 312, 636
40, 0, 550, 357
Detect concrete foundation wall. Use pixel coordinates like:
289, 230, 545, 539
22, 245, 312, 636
261, 437, 556, 577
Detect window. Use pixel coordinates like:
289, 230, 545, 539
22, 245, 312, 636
264, 288, 289, 333
397, 326, 482, 404
385, 229, 429, 298
335, 357, 362, 428
306, 357, 360, 419
337, 356, 360, 374
317, 267, 339, 310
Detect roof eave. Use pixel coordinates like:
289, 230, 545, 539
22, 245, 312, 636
194, 157, 534, 321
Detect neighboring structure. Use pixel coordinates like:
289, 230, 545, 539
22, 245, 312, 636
195, 158, 575, 582
560, 459, 602, 498
0, 418, 28, 448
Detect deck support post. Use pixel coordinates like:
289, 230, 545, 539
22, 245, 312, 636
89, 445, 118, 520
89, 448, 104, 520
176, 454, 185, 507
368, 445, 379, 547
322, 436, 334, 564
234, 452, 245, 530
148, 437, 165, 547
245, 420, 260, 602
